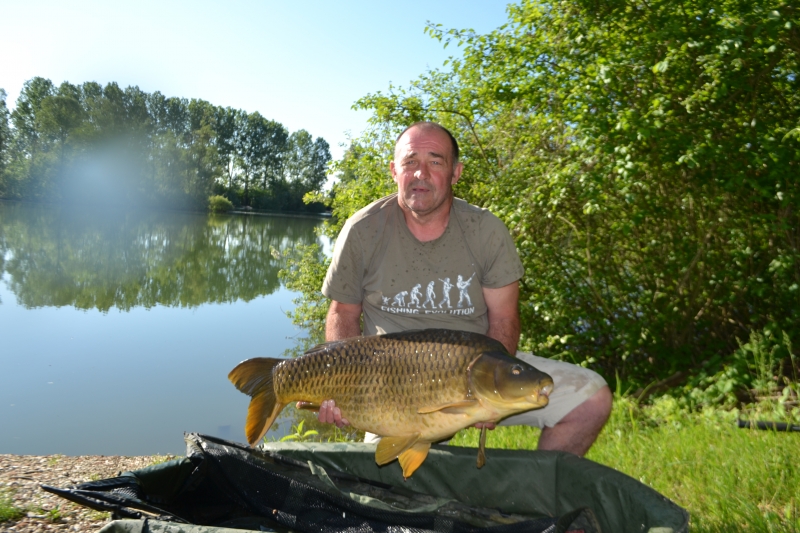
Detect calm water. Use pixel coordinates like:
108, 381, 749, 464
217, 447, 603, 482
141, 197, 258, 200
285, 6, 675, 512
0, 202, 329, 456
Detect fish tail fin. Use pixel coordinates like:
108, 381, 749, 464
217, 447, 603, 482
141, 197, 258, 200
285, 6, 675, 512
228, 358, 286, 446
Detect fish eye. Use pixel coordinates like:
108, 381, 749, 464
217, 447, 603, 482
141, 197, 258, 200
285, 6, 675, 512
511, 365, 522, 376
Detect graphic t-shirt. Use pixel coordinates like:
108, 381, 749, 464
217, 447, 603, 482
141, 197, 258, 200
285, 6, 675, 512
322, 194, 524, 336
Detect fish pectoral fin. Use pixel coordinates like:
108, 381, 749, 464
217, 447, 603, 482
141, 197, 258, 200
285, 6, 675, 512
398, 441, 432, 479
375, 434, 420, 466
417, 399, 479, 415
295, 401, 320, 412
477, 426, 487, 469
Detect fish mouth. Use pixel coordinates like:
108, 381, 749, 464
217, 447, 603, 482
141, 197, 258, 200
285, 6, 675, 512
527, 382, 553, 406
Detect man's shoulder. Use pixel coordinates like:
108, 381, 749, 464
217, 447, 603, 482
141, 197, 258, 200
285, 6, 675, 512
452, 197, 506, 226
345, 194, 398, 227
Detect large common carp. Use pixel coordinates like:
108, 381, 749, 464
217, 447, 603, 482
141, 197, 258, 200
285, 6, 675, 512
228, 329, 554, 478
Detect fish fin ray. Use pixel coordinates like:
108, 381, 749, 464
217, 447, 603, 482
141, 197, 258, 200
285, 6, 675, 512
374, 434, 420, 465
228, 358, 285, 446
246, 396, 286, 446
399, 441, 432, 478
228, 358, 281, 396
477, 426, 487, 469
417, 399, 479, 414
295, 401, 320, 412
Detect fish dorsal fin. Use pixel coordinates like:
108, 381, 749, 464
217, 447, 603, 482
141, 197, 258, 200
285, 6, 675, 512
375, 434, 420, 466
398, 441, 432, 479
417, 399, 479, 414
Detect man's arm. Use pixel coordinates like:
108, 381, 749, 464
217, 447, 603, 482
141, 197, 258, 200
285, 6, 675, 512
473, 281, 521, 430
325, 300, 363, 341
483, 281, 520, 354
317, 300, 362, 427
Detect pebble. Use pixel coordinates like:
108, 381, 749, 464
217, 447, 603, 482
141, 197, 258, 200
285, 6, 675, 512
1, 454, 174, 533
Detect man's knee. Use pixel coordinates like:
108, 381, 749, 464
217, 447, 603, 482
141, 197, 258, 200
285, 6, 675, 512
576, 385, 613, 426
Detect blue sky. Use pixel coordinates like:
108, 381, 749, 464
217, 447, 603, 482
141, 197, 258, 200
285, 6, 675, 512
2, 1, 513, 163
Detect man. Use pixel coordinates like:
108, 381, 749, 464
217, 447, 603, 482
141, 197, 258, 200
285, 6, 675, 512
317, 122, 611, 456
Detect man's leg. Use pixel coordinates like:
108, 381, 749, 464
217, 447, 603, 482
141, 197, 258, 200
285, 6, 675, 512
537, 385, 612, 456
502, 353, 612, 455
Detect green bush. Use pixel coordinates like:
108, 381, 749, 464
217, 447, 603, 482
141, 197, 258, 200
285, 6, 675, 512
208, 194, 233, 213
283, 0, 800, 389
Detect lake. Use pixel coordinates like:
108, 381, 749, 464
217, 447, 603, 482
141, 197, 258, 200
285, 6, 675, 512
0, 201, 330, 456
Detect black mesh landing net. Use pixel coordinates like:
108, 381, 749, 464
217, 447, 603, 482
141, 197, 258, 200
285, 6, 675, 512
42, 433, 601, 533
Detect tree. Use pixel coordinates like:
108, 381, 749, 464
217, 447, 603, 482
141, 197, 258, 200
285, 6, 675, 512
1, 77, 330, 213
282, 130, 331, 208
234, 112, 287, 206
0, 89, 10, 190
288, 0, 800, 386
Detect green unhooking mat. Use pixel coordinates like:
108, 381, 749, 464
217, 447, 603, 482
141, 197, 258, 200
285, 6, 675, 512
41, 433, 689, 533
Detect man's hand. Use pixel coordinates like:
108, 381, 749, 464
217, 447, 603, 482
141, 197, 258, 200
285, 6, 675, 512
315, 399, 350, 428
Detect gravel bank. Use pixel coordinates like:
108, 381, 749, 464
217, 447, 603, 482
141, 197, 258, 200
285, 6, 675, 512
0, 454, 175, 533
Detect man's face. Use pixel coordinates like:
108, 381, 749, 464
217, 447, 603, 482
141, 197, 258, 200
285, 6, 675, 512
390, 126, 463, 218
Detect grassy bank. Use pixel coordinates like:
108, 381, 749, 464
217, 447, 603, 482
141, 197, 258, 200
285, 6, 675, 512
450, 396, 799, 532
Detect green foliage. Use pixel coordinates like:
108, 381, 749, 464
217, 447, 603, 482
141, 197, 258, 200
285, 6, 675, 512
268, 408, 362, 443
0, 78, 331, 212
44, 507, 62, 523
0, 490, 26, 523
0, 89, 10, 193
276, 419, 319, 442
676, 329, 799, 420
286, 0, 800, 387
592, 396, 800, 533
279, 243, 332, 341
0, 202, 321, 311
451, 395, 800, 532
208, 194, 233, 213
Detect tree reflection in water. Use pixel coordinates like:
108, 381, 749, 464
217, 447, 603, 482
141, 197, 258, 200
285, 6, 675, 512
0, 202, 324, 311
0, 201, 332, 455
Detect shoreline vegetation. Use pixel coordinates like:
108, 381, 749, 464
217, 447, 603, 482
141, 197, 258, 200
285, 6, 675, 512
0, 79, 332, 215
2, 0, 798, 531
0, 196, 332, 219
2, 392, 797, 533
275, 1, 799, 531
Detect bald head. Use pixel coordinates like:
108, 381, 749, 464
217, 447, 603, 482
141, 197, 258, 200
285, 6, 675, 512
395, 122, 459, 169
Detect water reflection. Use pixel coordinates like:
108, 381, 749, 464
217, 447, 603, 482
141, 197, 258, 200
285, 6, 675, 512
0, 201, 329, 456
0, 202, 321, 311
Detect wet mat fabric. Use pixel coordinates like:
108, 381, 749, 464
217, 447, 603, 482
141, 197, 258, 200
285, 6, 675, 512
43, 433, 687, 533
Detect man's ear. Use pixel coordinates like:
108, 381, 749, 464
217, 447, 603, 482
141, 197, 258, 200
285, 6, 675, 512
390, 160, 399, 184
451, 162, 464, 185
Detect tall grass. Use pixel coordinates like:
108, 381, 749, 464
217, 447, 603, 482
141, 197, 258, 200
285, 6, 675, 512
450, 396, 799, 532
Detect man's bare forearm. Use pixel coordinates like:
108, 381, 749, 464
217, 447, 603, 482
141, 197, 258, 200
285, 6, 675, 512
325, 300, 363, 341
483, 281, 521, 354
487, 316, 520, 354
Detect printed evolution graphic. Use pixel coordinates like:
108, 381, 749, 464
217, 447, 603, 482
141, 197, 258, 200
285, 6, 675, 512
381, 273, 477, 316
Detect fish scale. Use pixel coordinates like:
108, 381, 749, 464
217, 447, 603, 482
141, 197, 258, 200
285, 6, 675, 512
269, 332, 508, 437
229, 329, 553, 478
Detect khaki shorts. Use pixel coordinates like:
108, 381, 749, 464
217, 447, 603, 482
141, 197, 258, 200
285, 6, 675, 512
499, 352, 608, 429
364, 353, 607, 443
